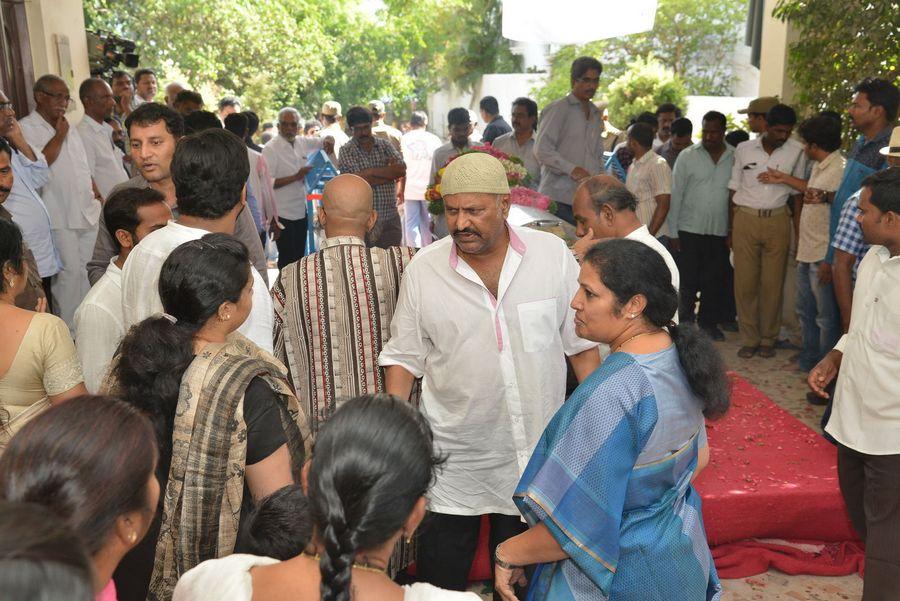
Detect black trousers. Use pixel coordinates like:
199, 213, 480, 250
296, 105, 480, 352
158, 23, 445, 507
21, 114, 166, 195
676, 231, 731, 328
41, 276, 53, 314
417, 512, 529, 600
837, 444, 900, 600
275, 216, 307, 269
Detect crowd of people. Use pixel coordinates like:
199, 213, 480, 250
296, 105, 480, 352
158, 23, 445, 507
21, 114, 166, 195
0, 51, 898, 601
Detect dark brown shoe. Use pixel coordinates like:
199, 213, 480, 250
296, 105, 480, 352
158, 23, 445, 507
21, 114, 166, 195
757, 345, 776, 358
737, 346, 757, 358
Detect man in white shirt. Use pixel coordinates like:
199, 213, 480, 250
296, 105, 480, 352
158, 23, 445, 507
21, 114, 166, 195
808, 167, 900, 598
318, 100, 349, 162
133, 68, 158, 104
121, 128, 274, 352
572, 175, 680, 312
74, 187, 171, 392
399, 110, 441, 246
20, 74, 100, 330
379, 152, 600, 594
77, 78, 129, 199
728, 104, 807, 358
626, 122, 672, 238
430, 107, 472, 186
492, 97, 540, 190
653, 102, 681, 150
262, 107, 332, 268
534, 56, 606, 225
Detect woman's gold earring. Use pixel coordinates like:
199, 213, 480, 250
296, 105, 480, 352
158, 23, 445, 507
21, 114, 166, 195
128, 531, 137, 544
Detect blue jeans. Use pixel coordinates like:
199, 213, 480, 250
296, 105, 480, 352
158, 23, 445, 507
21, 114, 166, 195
795, 261, 841, 371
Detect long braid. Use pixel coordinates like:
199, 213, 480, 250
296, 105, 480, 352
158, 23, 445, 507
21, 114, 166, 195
317, 476, 355, 601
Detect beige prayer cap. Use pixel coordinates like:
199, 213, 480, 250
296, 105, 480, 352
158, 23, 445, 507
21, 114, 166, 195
441, 152, 510, 197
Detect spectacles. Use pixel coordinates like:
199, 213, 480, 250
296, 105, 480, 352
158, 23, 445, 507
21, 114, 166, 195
0, 102, 12, 111
38, 90, 75, 108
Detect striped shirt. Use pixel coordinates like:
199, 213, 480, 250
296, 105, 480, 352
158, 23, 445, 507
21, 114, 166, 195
627, 150, 672, 237
272, 235, 416, 431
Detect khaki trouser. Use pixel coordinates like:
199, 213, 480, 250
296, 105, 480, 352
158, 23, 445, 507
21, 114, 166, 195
732, 207, 791, 347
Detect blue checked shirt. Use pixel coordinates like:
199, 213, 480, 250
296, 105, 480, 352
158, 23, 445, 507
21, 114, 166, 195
830, 189, 868, 279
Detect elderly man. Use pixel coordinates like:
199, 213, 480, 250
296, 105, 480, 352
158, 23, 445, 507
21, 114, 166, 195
0, 87, 59, 308
20, 74, 98, 329
492, 97, 540, 189
77, 78, 129, 199
163, 81, 186, 108
262, 107, 332, 267
535, 56, 606, 225
379, 152, 600, 597
273, 173, 415, 429
88, 102, 268, 285
338, 106, 406, 248
110, 70, 138, 121
572, 175, 680, 298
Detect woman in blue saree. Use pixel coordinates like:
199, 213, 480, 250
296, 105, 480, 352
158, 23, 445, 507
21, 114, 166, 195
494, 238, 730, 600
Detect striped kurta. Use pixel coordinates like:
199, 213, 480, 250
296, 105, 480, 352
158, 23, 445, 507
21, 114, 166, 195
272, 235, 416, 432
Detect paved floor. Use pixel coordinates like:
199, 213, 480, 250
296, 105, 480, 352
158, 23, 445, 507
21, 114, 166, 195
470, 329, 864, 599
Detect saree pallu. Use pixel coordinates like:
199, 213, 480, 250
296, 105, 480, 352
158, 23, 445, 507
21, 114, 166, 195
514, 352, 721, 600
107, 334, 311, 601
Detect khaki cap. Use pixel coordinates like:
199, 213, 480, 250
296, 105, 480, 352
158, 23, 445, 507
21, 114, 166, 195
738, 96, 779, 115
321, 100, 342, 117
368, 100, 385, 114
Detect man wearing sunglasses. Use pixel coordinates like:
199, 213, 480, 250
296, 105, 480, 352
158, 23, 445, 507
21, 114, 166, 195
535, 56, 606, 225
20, 74, 100, 332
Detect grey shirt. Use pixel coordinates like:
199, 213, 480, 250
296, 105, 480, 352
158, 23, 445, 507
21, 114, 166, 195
534, 93, 605, 207
87, 174, 269, 286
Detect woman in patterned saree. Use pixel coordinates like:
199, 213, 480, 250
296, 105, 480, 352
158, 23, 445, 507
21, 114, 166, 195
104, 233, 310, 601
494, 238, 730, 600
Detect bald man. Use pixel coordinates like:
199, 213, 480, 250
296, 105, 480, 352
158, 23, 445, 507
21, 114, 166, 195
272, 173, 417, 431
164, 81, 187, 108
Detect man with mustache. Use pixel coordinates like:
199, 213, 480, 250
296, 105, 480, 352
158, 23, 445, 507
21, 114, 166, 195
0, 88, 59, 310
380, 152, 599, 599
728, 103, 808, 359
20, 75, 99, 330
87, 102, 268, 286
535, 56, 606, 225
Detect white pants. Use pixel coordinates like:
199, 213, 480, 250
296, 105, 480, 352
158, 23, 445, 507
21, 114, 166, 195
403, 199, 432, 247
51, 226, 97, 332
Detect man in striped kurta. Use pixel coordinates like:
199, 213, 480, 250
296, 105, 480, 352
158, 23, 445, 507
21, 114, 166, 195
272, 174, 416, 432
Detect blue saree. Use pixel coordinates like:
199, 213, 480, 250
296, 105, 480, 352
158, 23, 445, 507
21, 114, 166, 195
513, 347, 722, 600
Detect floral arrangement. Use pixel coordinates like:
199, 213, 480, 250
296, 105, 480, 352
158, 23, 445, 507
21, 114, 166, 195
426, 145, 556, 215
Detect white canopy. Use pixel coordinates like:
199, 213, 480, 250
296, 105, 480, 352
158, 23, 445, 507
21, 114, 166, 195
501, 0, 658, 44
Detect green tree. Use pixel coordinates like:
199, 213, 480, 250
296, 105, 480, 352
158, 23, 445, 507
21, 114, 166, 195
773, 0, 898, 120
605, 57, 688, 126
533, 0, 745, 107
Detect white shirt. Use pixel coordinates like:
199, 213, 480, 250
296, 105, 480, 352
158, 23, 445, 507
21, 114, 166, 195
728, 137, 807, 210
378, 225, 597, 515
74, 257, 124, 392
19, 112, 99, 229
261, 135, 323, 220
76, 116, 129, 198
826, 246, 900, 455
173, 554, 481, 601
121, 221, 274, 353
626, 150, 672, 237
319, 122, 349, 160
492, 132, 540, 190
2, 148, 61, 277
400, 128, 442, 200
625, 225, 681, 306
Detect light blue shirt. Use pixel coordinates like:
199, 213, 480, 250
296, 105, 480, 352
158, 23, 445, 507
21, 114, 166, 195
668, 142, 734, 238
3, 147, 61, 277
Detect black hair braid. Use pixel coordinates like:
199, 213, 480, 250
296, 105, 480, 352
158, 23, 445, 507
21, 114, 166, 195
318, 480, 355, 601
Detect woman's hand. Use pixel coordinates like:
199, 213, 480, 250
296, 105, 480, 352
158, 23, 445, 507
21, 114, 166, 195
494, 564, 527, 601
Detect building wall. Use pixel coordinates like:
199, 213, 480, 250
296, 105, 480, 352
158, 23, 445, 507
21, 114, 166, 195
24, 0, 90, 120
756, 0, 797, 103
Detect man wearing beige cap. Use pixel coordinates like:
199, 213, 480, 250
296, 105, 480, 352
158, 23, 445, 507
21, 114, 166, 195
369, 99, 402, 151
318, 100, 349, 161
737, 96, 779, 135
379, 152, 599, 597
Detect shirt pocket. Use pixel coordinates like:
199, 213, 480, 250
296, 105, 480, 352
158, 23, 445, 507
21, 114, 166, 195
867, 297, 900, 358
517, 298, 558, 353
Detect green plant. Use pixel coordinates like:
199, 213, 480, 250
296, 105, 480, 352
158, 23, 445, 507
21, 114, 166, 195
606, 57, 688, 126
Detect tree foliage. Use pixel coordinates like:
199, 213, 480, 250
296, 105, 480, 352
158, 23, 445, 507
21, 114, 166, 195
83, 0, 519, 120
606, 57, 688, 126
773, 0, 899, 119
533, 0, 745, 107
